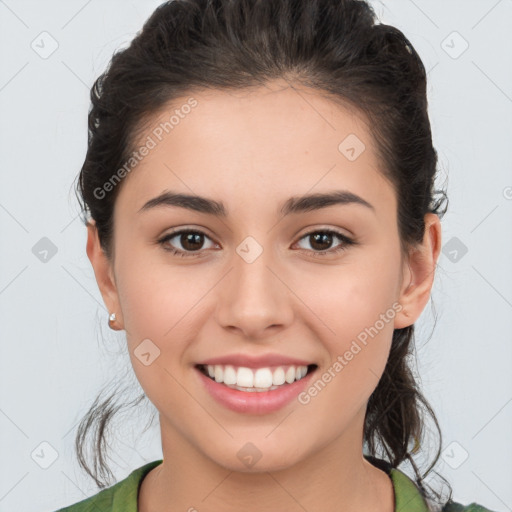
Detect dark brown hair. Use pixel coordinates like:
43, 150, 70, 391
73, 0, 451, 509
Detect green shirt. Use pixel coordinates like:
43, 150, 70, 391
54, 458, 497, 512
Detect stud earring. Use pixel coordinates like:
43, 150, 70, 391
108, 312, 117, 329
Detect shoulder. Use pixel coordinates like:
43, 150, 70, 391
52, 459, 164, 512
442, 501, 499, 512
53, 488, 112, 512
53, 482, 116, 512
387, 465, 497, 512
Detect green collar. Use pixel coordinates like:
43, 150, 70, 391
390, 466, 430, 512
110, 459, 162, 512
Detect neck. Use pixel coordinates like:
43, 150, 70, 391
139, 411, 395, 512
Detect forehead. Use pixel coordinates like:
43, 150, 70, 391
115, 80, 395, 219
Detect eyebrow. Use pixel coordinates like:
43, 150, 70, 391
138, 189, 375, 217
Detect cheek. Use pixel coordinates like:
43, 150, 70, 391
303, 255, 401, 338
115, 259, 204, 411
114, 253, 214, 380
115, 246, 201, 337
298, 255, 399, 397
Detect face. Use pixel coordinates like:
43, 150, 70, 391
88, 79, 437, 473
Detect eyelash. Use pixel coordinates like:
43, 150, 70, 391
157, 228, 356, 259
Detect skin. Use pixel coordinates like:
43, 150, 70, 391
86, 79, 441, 512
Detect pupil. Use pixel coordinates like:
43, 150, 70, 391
311, 233, 332, 251
182, 232, 203, 250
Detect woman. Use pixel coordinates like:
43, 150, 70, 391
55, 0, 496, 510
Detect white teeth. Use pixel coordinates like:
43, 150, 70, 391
237, 367, 254, 387
272, 367, 285, 386
285, 366, 296, 384
203, 364, 311, 390
294, 366, 307, 380
254, 368, 273, 388
223, 365, 237, 385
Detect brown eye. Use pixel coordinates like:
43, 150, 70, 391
295, 229, 355, 257
158, 229, 216, 257
308, 232, 335, 251
178, 232, 205, 251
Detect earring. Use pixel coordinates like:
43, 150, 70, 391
108, 312, 117, 329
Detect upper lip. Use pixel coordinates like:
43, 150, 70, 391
196, 354, 315, 369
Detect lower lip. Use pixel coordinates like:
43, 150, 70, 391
195, 366, 317, 414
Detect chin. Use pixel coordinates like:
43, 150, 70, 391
202, 440, 305, 474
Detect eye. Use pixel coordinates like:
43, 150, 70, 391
157, 229, 217, 258
294, 229, 356, 257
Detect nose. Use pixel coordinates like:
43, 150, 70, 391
214, 242, 294, 340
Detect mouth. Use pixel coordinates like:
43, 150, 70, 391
195, 363, 318, 392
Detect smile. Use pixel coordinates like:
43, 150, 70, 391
196, 363, 316, 391
195, 363, 318, 414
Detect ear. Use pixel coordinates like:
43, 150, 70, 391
86, 219, 124, 330
394, 213, 442, 329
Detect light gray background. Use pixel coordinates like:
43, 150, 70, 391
1, 1, 511, 511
